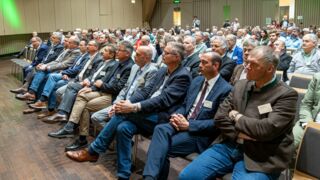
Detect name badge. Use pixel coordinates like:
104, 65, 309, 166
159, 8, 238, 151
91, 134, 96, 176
233, 56, 238, 60
203, 100, 212, 108
258, 103, 273, 114
117, 74, 121, 79
186, 67, 191, 72
138, 78, 145, 84
100, 71, 106, 76
88, 65, 92, 69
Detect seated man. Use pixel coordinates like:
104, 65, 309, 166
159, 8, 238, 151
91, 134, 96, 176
210, 36, 236, 82
229, 38, 258, 86
64, 46, 158, 151
288, 34, 320, 75
66, 42, 192, 180
29, 40, 90, 116
182, 35, 200, 79
179, 46, 298, 179
10, 33, 64, 94
16, 35, 81, 101
41, 40, 104, 122
274, 39, 292, 82
293, 72, 320, 149
47, 41, 134, 138
143, 51, 232, 180
226, 34, 243, 65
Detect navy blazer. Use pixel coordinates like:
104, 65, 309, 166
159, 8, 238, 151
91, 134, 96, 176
130, 65, 192, 122
175, 75, 232, 151
231, 45, 243, 65
220, 55, 236, 82
61, 53, 90, 78
97, 58, 134, 97
182, 51, 200, 79
31, 43, 49, 66
75, 53, 103, 82
43, 44, 64, 64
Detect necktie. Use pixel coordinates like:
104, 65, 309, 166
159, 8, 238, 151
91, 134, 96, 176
189, 81, 209, 119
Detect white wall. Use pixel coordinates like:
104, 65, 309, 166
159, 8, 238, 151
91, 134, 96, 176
0, 0, 143, 35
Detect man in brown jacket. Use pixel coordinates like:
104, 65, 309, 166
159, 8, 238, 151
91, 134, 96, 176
179, 46, 298, 179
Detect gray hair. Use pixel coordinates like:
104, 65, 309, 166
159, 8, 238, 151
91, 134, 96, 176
167, 42, 185, 60
304, 33, 318, 45
69, 36, 80, 46
250, 46, 279, 68
226, 34, 237, 43
183, 35, 196, 45
139, 46, 153, 59
210, 36, 228, 49
119, 40, 134, 55
52, 32, 63, 42
32, 36, 42, 43
242, 38, 258, 48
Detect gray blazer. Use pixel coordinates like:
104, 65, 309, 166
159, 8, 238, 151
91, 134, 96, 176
46, 48, 81, 72
114, 63, 158, 103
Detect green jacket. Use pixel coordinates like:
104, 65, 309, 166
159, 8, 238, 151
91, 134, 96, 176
299, 73, 320, 123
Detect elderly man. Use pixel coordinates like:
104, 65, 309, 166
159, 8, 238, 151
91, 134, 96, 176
182, 35, 200, 78
274, 39, 292, 82
194, 31, 207, 54
226, 34, 243, 65
288, 34, 320, 75
48, 41, 134, 138
180, 46, 298, 179
293, 72, 320, 149
230, 38, 258, 85
143, 51, 232, 180
140, 35, 157, 62
64, 46, 158, 151
16, 36, 80, 101
210, 36, 236, 82
66, 42, 191, 180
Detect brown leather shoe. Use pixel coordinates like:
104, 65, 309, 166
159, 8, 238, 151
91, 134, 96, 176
66, 149, 99, 162
16, 92, 36, 101
42, 113, 67, 123
10, 87, 27, 94
37, 110, 56, 119
23, 108, 41, 114
29, 101, 48, 109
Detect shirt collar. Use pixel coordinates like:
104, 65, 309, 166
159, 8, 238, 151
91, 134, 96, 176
205, 74, 220, 87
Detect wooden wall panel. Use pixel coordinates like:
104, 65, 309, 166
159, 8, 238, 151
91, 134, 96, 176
3, 0, 25, 34
54, 0, 72, 31
295, 0, 320, 28
99, 0, 112, 15
38, 0, 56, 32
85, 0, 100, 28
71, 0, 87, 29
193, 0, 211, 30
23, 0, 40, 33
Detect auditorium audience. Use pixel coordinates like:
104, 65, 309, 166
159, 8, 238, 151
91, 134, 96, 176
143, 51, 232, 180
179, 46, 298, 180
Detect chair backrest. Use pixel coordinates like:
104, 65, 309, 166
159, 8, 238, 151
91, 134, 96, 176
276, 70, 283, 81
293, 122, 320, 179
289, 73, 313, 89
293, 88, 307, 123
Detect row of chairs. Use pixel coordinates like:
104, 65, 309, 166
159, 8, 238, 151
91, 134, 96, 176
10, 47, 36, 81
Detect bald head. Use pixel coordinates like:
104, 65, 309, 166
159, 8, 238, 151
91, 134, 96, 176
135, 45, 152, 67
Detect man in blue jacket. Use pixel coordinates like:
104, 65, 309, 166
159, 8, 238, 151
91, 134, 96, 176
143, 51, 232, 180
66, 42, 192, 180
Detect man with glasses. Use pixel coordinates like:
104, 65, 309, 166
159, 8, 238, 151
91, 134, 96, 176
180, 46, 298, 180
230, 38, 258, 85
66, 42, 191, 180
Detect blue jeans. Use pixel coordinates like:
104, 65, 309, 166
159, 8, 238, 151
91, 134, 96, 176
29, 71, 49, 93
179, 141, 280, 180
23, 65, 33, 80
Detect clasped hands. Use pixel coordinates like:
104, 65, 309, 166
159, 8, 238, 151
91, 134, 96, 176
169, 114, 189, 131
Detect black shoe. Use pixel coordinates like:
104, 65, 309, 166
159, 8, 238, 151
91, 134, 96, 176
65, 139, 88, 152
48, 128, 74, 138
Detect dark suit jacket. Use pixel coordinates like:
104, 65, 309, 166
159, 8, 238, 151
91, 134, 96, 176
46, 48, 81, 72
214, 79, 298, 173
277, 52, 292, 82
220, 55, 236, 82
31, 43, 49, 66
95, 58, 134, 98
61, 53, 90, 78
43, 44, 64, 64
182, 52, 200, 79
175, 75, 232, 152
229, 64, 245, 86
130, 65, 192, 122
75, 53, 103, 82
